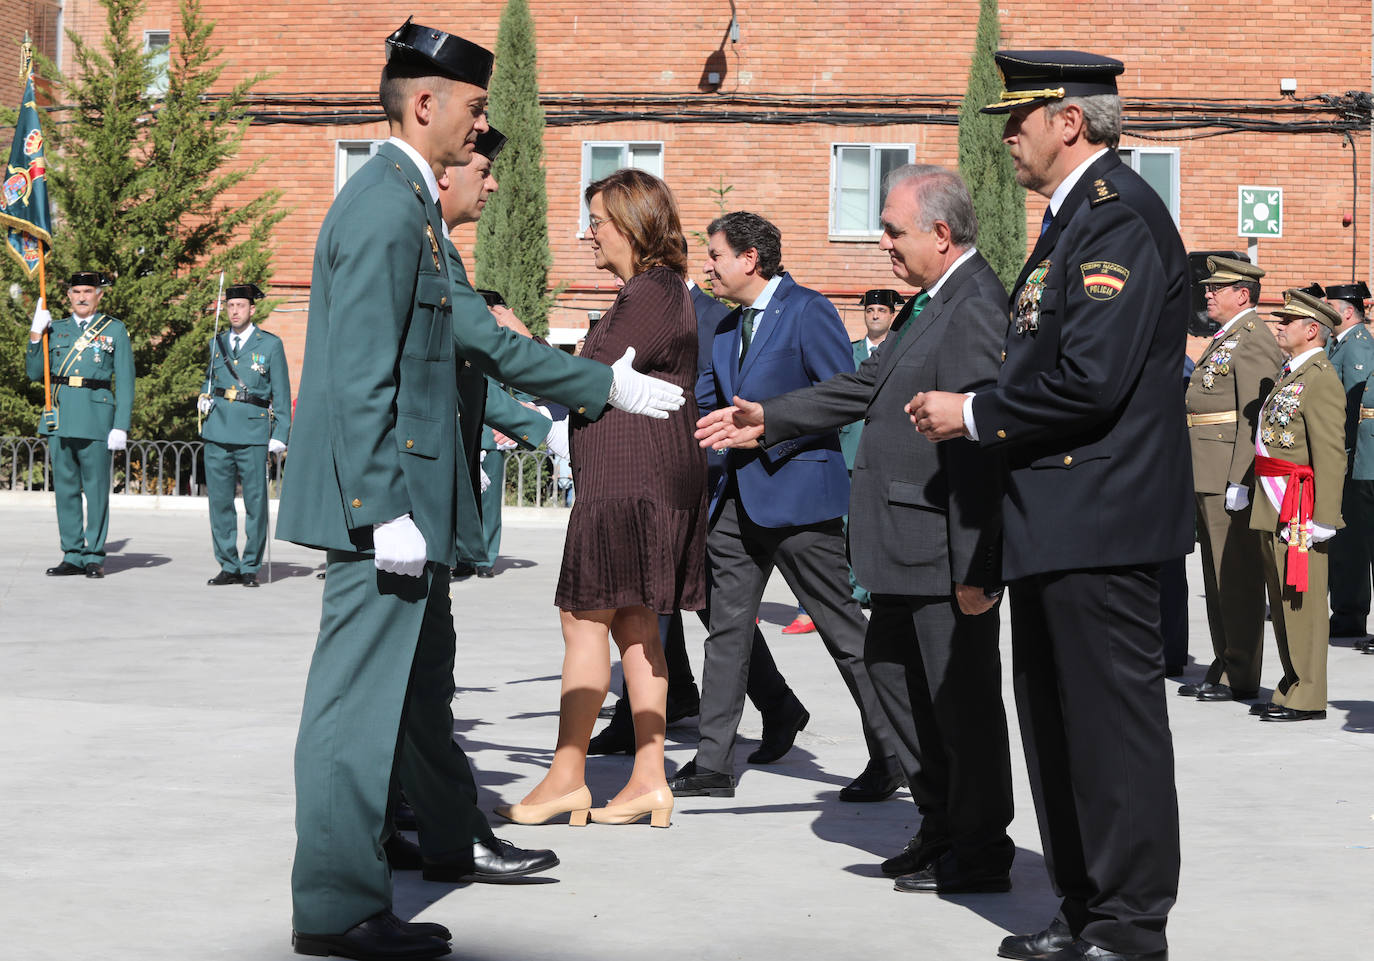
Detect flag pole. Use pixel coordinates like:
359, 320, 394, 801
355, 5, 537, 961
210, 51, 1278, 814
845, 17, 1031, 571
38, 244, 51, 419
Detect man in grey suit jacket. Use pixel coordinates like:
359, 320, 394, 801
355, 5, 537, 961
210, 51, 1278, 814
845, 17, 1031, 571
697, 166, 1014, 893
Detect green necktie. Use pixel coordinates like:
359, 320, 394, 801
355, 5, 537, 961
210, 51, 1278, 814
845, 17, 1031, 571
231, 334, 242, 358
740, 307, 760, 359
888, 291, 931, 348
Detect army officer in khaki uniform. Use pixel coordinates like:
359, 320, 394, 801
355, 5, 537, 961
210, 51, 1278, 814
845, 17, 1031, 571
1182, 256, 1281, 701
197, 283, 290, 587
26, 272, 134, 579
1250, 289, 1347, 721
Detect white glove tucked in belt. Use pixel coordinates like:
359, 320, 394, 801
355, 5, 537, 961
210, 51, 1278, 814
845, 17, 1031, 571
268, 438, 287, 455
373, 514, 427, 577
1224, 483, 1250, 512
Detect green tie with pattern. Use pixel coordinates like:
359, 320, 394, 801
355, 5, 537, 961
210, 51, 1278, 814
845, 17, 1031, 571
740, 307, 760, 359
887, 291, 931, 348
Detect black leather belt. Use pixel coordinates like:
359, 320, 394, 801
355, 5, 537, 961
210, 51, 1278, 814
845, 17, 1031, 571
54, 375, 111, 389
213, 387, 270, 408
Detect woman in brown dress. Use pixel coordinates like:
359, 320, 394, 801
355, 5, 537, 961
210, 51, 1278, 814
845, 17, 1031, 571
495, 169, 706, 828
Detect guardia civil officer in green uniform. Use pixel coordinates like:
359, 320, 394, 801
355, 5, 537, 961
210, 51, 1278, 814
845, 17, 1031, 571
1322, 280, 1374, 637
26, 272, 133, 578
278, 23, 685, 960
197, 283, 290, 588
1250, 290, 1347, 720
1181, 256, 1281, 702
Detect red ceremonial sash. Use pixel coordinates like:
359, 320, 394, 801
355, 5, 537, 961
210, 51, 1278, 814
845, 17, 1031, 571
1253, 454, 1315, 592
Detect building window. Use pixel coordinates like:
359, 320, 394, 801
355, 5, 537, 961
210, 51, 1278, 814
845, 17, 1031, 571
579, 142, 663, 232
830, 144, 914, 237
1118, 146, 1180, 222
144, 30, 171, 98
336, 140, 382, 194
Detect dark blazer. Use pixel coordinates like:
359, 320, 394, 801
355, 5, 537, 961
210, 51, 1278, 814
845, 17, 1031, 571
690, 282, 733, 489
764, 253, 1007, 595
972, 151, 1194, 580
696, 272, 852, 528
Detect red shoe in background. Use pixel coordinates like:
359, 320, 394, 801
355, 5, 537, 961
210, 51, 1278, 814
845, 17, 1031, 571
781, 614, 817, 635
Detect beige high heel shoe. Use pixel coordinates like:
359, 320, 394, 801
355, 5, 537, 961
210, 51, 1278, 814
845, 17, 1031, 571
493, 785, 593, 826
589, 786, 674, 828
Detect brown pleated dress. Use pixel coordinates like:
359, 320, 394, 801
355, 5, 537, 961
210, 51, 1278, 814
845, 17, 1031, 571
554, 266, 708, 615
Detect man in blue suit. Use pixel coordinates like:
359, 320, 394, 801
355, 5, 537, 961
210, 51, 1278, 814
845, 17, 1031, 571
669, 211, 901, 799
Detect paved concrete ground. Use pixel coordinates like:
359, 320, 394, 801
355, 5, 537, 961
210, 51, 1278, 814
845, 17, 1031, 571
2, 497, 1372, 960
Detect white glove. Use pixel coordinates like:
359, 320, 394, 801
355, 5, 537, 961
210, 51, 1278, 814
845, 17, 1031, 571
372, 514, 427, 577
1224, 483, 1250, 512
545, 417, 570, 462
30, 299, 52, 335
197, 394, 214, 415
1310, 522, 1337, 544
608, 347, 685, 420
268, 438, 287, 455
478, 450, 491, 492
106, 428, 127, 451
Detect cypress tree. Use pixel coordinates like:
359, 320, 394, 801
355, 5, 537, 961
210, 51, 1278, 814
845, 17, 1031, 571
476, 0, 551, 336
957, 0, 1025, 289
0, 0, 283, 439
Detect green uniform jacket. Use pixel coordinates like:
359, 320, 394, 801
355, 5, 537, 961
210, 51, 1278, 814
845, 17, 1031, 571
201, 326, 292, 446
25, 313, 135, 440
1185, 308, 1283, 494
1353, 372, 1374, 479
277, 142, 462, 564
1249, 351, 1347, 533
836, 338, 876, 469
483, 380, 551, 450
1324, 322, 1374, 454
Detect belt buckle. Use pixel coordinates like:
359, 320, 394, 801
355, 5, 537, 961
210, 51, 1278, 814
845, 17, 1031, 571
69, 375, 83, 388
224, 387, 238, 402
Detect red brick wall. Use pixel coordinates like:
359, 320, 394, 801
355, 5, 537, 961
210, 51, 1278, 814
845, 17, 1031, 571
51, 1, 1374, 388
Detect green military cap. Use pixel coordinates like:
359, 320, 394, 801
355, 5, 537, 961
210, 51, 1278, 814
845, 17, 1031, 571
1201, 256, 1264, 285
981, 50, 1125, 114
1272, 288, 1341, 330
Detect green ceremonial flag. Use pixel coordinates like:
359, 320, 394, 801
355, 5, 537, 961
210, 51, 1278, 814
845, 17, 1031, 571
0, 40, 52, 277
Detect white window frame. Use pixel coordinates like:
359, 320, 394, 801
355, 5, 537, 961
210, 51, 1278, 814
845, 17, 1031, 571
1118, 145, 1181, 224
335, 139, 383, 195
144, 30, 171, 99
829, 143, 915, 240
578, 141, 664, 234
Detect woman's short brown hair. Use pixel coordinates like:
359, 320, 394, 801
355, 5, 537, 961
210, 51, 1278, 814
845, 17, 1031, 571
584, 168, 688, 277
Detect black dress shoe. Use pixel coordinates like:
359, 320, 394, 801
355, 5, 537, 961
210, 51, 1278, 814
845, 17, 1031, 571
292, 911, 450, 960
421, 837, 558, 883
893, 850, 1011, 893
748, 698, 809, 764
46, 561, 85, 576
881, 833, 951, 877
1249, 701, 1276, 716
383, 832, 423, 870
241, 572, 260, 587
392, 796, 418, 831
666, 692, 701, 723
587, 716, 635, 755
667, 759, 735, 797
378, 912, 450, 944
451, 562, 476, 578
84, 563, 104, 578
1044, 939, 1167, 961
208, 570, 241, 586
1259, 706, 1326, 722
1176, 681, 1214, 697
316, 571, 327, 580
839, 758, 902, 802
1196, 683, 1258, 702
475, 566, 495, 579
999, 918, 1076, 959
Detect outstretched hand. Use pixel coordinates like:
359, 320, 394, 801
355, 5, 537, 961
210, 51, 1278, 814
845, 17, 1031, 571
907, 391, 971, 442
695, 396, 765, 450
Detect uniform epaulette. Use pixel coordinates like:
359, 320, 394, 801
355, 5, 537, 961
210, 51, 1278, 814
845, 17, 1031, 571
1089, 178, 1119, 207
1244, 320, 1256, 330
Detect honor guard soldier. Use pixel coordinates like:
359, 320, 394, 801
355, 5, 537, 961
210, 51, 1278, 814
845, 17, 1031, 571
26, 272, 133, 578
1182, 256, 1282, 702
197, 283, 291, 588
1250, 289, 1347, 719
1323, 281, 1374, 638
910, 50, 1189, 960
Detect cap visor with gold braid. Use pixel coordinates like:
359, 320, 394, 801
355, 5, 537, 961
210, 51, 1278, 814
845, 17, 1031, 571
982, 50, 1125, 114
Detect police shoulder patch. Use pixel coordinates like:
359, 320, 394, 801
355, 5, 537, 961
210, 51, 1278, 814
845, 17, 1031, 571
1080, 261, 1130, 301
1089, 178, 1119, 207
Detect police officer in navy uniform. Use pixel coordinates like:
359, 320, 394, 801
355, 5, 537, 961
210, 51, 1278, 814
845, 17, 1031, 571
198, 283, 291, 587
26, 272, 134, 578
910, 51, 1188, 961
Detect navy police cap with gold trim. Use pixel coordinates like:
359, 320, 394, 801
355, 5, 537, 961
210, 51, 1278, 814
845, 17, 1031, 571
982, 50, 1124, 114
473, 126, 507, 162
861, 289, 903, 309
67, 271, 110, 288
386, 17, 493, 90
1326, 281, 1371, 306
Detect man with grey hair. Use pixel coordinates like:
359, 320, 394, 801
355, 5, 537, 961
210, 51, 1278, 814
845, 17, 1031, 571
909, 52, 1189, 961
696, 165, 1015, 893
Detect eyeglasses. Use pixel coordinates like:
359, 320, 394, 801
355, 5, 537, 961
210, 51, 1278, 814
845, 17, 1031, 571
587, 214, 613, 235
1203, 283, 1241, 296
